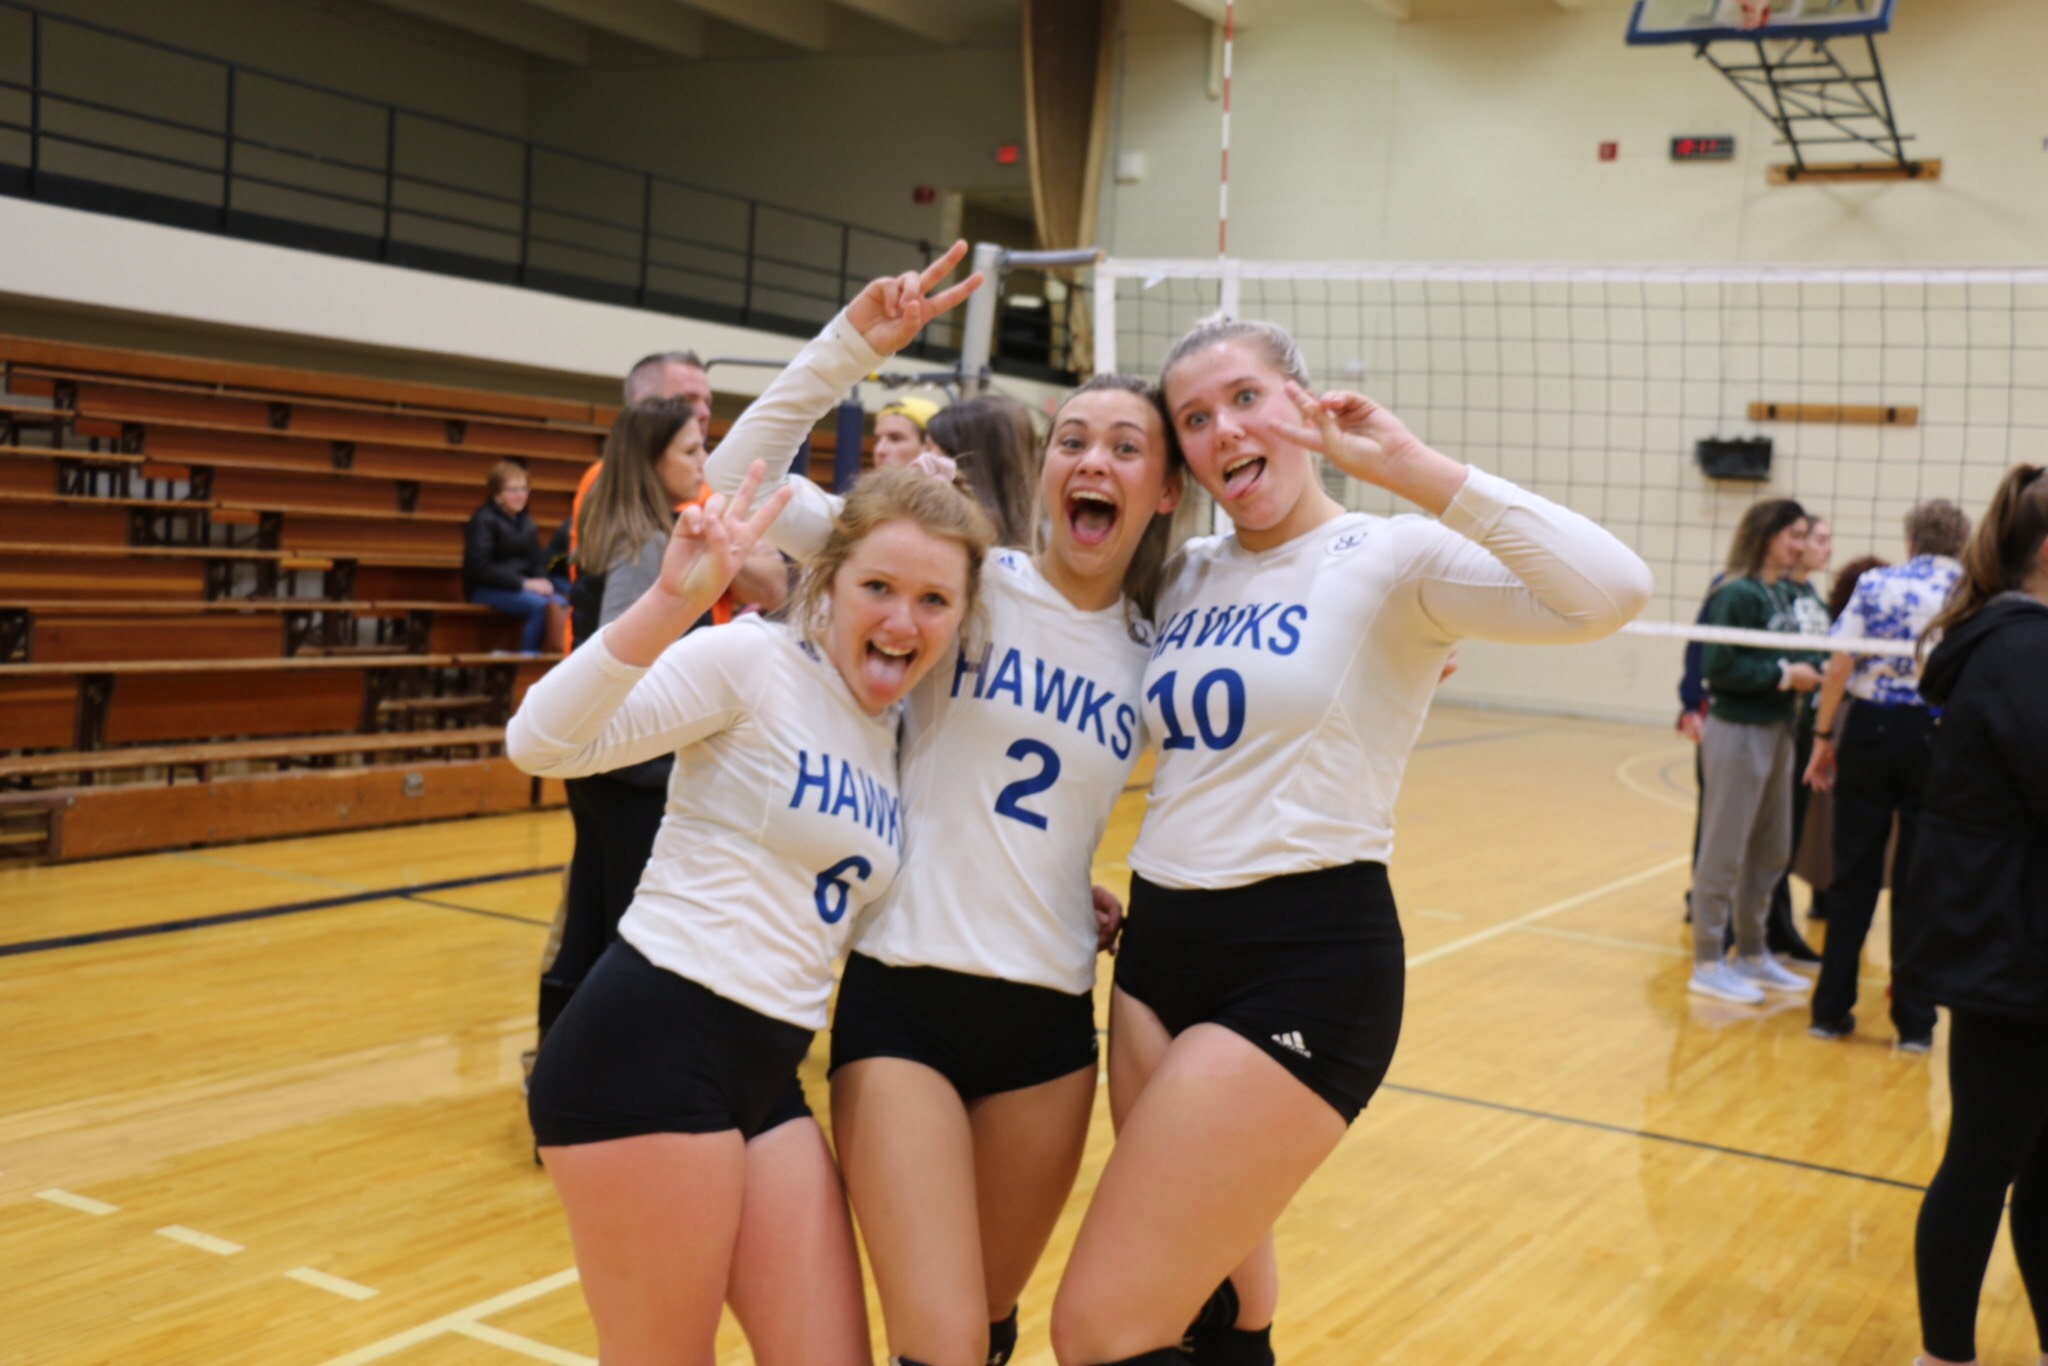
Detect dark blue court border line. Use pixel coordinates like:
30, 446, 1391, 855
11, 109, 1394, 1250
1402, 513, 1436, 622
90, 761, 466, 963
3, 863, 1933, 1194
1383, 1082, 1929, 1193
0, 864, 565, 958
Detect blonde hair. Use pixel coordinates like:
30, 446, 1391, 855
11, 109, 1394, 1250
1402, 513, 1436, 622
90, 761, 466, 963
791, 467, 997, 639
1160, 317, 1312, 397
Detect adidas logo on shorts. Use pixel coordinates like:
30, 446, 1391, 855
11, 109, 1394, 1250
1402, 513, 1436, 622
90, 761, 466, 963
1270, 1030, 1312, 1058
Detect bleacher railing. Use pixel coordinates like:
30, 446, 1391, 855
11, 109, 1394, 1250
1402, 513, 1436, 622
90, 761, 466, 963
0, 1, 1085, 381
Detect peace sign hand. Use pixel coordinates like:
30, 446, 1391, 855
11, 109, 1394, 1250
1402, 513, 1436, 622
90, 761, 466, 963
657, 459, 795, 610
1264, 382, 1424, 490
846, 239, 985, 357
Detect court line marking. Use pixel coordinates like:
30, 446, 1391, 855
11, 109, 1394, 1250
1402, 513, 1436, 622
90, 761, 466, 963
35, 1188, 117, 1215
452, 1321, 595, 1365
316, 1266, 580, 1366
1381, 1082, 1929, 1192
286, 1268, 380, 1301
403, 894, 553, 928
156, 1225, 243, 1255
1407, 855, 1692, 968
1614, 745, 1698, 812
0, 864, 566, 958
1516, 923, 1898, 988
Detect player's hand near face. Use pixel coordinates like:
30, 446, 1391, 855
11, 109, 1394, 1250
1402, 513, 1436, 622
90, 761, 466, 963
1265, 382, 1470, 515
846, 240, 985, 358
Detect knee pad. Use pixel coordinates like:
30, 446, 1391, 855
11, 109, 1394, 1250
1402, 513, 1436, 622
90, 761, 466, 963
1184, 1326, 1274, 1366
987, 1306, 1019, 1366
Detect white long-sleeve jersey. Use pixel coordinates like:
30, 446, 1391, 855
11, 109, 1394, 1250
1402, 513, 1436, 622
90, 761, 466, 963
705, 313, 1148, 994
506, 615, 904, 1030
1129, 471, 1654, 890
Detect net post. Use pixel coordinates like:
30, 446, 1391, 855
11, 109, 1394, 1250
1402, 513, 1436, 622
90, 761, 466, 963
1219, 258, 1242, 321
1092, 261, 1118, 377
957, 242, 1006, 396
833, 399, 865, 493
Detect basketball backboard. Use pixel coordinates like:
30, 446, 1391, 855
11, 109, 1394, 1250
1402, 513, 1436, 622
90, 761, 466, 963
1625, 0, 1895, 45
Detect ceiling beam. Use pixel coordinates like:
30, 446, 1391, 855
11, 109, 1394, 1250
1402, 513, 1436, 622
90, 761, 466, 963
672, 0, 834, 51
520, 0, 707, 58
830, 0, 970, 45
364, 0, 592, 63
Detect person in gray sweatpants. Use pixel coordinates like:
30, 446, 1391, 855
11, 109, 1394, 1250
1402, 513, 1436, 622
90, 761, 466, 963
1689, 499, 1825, 1005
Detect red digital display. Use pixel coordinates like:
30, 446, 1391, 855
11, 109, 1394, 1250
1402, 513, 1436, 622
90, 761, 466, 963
996, 143, 1020, 166
1672, 135, 1737, 161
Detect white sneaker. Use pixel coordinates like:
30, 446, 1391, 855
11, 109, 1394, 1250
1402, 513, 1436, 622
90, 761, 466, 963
1734, 952, 1812, 994
1689, 962, 1766, 1005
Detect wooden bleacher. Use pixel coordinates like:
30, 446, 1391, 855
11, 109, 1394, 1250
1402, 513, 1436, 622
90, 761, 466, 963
0, 333, 621, 862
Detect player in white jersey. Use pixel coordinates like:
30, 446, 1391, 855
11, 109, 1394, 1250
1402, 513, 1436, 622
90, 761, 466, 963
706, 264, 1184, 1366
505, 246, 993, 1366
1048, 319, 1654, 1366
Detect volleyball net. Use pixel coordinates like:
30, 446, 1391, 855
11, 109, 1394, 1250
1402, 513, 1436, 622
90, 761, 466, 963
1088, 257, 2048, 654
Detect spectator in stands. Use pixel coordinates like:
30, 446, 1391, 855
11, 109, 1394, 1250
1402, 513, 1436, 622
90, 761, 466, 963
1898, 465, 2048, 1366
464, 460, 568, 655
872, 396, 942, 471
1803, 499, 1969, 1048
1688, 499, 1823, 1005
927, 393, 1043, 550
624, 348, 713, 422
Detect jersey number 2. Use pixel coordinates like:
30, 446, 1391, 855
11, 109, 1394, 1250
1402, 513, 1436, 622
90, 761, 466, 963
993, 739, 1061, 830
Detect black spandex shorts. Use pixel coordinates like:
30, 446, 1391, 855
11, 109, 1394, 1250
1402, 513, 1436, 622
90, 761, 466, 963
1113, 861, 1404, 1124
529, 940, 814, 1146
829, 953, 1099, 1101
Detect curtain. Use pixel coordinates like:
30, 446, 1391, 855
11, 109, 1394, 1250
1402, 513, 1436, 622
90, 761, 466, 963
1022, 0, 1118, 370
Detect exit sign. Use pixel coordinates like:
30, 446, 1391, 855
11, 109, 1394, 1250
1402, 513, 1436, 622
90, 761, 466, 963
1672, 135, 1736, 161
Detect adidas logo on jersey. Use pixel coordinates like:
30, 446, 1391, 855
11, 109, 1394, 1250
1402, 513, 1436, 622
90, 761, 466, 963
1270, 1030, 1312, 1058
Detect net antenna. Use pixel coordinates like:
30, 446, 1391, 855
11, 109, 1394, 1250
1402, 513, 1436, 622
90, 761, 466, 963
1624, 0, 1934, 184
956, 243, 1103, 395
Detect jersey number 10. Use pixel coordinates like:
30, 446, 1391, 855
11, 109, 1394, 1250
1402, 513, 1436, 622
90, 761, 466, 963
1146, 668, 1247, 751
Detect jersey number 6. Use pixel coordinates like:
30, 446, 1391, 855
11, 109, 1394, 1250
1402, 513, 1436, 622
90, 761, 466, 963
993, 738, 1062, 831
1146, 667, 1246, 751
813, 855, 874, 924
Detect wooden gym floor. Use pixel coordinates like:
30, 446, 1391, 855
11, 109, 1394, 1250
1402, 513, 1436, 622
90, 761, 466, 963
1, 704, 2035, 1364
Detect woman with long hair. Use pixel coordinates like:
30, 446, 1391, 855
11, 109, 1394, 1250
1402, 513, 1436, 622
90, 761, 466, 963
535, 398, 708, 1043
1683, 498, 1824, 1004
927, 392, 1046, 552
506, 253, 989, 1365
705, 242, 1189, 1366
1898, 464, 2048, 1366
1047, 317, 1651, 1366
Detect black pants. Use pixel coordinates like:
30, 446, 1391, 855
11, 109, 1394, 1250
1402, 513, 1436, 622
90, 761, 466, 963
1915, 1010, 2048, 1362
1764, 722, 1818, 953
1810, 705, 1937, 1038
538, 770, 669, 1036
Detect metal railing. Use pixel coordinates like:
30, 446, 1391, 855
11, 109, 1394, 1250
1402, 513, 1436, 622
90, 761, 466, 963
0, 0, 1082, 375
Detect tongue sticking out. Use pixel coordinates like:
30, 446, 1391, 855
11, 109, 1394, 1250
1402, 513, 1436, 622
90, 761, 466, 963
1223, 457, 1265, 501
862, 643, 912, 697
1068, 498, 1118, 548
